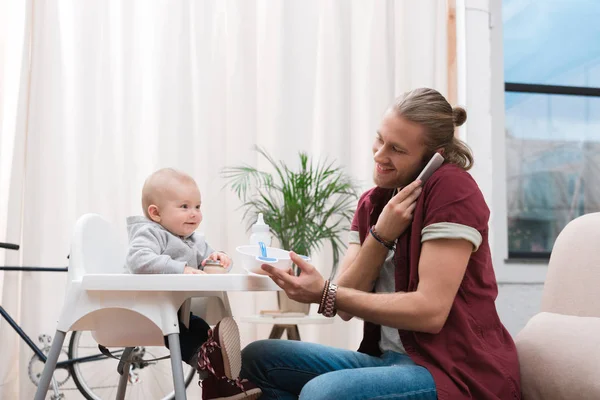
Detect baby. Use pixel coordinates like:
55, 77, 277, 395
126, 168, 261, 400
126, 168, 230, 275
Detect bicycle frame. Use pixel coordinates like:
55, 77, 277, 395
0, 265, 116, 369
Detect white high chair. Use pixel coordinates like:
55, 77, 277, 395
34, 213, 279, 400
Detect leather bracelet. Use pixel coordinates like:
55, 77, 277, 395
318, 280, 330, 314
370, 226, 395, 251
322, 282, 338, 318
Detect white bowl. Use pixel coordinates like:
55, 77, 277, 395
236, 245, 292, 275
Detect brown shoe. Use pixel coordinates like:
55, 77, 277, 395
197, 317, 242, 380
200, 374, 262, 400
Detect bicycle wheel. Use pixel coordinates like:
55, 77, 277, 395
68, 331, 196, 400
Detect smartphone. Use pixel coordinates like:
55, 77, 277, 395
415, 153, 444, 183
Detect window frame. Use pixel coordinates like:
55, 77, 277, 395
503, 82, 600, 261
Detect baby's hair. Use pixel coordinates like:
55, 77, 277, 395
142, 168, 197, 218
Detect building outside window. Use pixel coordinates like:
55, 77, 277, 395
503, 0, 600, 259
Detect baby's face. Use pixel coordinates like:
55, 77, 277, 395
158, 182, 202, 237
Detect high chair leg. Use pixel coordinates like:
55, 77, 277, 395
34, 330, 67, 400
115, 347, 135, 399
116, 361, 130, 400
167, 333, 187, 399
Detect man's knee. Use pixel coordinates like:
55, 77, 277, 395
241, 339, 274, 380
299, 375, 337, 400
241, 339, 273, 364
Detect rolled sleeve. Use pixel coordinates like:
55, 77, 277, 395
421, 167, 489, 253
421, 222, 482, 252
348, 230, 361, 245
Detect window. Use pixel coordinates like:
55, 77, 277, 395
503, 0, 600, 259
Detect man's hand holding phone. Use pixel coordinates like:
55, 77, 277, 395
375, 180, 423, 242
375, 153, 444, 242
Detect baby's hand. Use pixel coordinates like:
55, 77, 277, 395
184, 265, 205, 275
202, 252, 232, 269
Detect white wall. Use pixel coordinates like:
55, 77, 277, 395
497, 283, 543, 335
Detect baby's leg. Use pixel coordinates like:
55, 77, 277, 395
164, 313, 210, 368
186, 314, 211, 368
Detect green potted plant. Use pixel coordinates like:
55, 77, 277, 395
222, 146, 359, 312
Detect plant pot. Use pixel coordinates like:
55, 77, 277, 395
277, 291, 310, 314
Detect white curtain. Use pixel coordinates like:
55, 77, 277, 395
0, 0, 447, 398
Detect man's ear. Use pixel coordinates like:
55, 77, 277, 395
148, 205, 161, 222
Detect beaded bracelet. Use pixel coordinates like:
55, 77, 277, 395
370, 226, 395, 251
318, 280, 338, 317
318, 279, 330, 314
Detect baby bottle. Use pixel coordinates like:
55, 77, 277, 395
249, 213, 272, 246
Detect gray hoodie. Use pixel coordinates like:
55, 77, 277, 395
125, 216, 219, 274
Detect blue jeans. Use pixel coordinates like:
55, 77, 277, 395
241, 340, 437, 400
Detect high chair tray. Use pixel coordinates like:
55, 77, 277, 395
81, 273, 281, 291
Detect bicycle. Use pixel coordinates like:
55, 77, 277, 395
0, 242, 196, 399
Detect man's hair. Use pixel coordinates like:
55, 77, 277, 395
390, 88, 473, 170
141, 168, 196, 218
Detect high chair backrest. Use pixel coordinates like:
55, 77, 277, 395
69, 214, 127, 282
542, 212, 600, 318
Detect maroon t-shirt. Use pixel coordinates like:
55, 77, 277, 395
351, 164, 521, 399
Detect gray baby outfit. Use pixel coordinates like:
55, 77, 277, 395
125, 216, 225, 274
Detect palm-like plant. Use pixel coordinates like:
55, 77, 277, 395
222, 146, 359, 277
